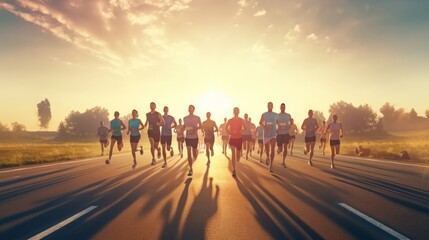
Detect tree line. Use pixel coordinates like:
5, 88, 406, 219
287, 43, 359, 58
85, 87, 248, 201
0, 100, 428, 136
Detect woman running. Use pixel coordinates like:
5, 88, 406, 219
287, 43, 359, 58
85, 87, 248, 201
288, 118, 299, 155
325, 114, 343, 169
226, 107, 246, 177
106, 111, 127, 165
127, 109, 144, 169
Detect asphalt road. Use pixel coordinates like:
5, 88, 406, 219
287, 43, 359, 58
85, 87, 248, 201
1, 144, 428, 240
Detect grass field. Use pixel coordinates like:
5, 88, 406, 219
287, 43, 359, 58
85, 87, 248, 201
338, 130, 429, 163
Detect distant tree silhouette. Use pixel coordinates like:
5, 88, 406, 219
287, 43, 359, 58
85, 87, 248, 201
312, 110, 326, 125
409, 108, 418, 120
37, 98, 52, 129
328, 101, 378, 134
426, 110, 429, 119
379, 102, 429, 131
11, 122, 26, 132
0, 122, 9, 132
59, 107, 109, 136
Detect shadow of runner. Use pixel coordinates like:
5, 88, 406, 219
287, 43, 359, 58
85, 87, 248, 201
180, 166, 219, 240
160, 178, 192, 240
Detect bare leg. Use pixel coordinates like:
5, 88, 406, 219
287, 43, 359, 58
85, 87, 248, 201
309, 142, 315, 165
107, 138, 116, 163
206, 143, 211, 164
162, 143, 167, 166
259, 143, 264, 162
149, 138, 155, 160
282, 143, 288, 167
269, 139, 275, 172
231, 147, 237, 176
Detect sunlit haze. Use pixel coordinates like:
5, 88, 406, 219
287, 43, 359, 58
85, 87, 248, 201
1, 0, 428, 130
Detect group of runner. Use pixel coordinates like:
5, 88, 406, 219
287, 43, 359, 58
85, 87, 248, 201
97, 102, 343, 176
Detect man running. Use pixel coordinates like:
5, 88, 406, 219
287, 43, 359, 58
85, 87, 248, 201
276, 103, 292, 168
174, 118, 185, 158
318, 121, 328, 155
325, 114, 343, 169
301, 110, 319, 166
259, 102, 277, 173
145, 102, 164, 165
219, 118, 229, 155
202, 112, 219, 165
127, 109, 144, 169
288, 118, 299, 155
97, 121, 109, 156
106, 111, 126, 165
256, 124, 264, 162
226, 107, 246, 177
184, 105, 203, 176
161, 106, 177, 168
242, 113, 252, 160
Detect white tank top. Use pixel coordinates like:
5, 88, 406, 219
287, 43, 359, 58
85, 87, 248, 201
328, 122, 341, 140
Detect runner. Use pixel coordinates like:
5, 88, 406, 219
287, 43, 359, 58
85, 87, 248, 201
325, 114, 343, 169
256, 124, 264, 163
249, 117, 257, 156
288, 118, 299, 155
145, 102, 164, 165
318, 121, 328, 155
276, 103, 292, 168
202, 112, 219, 166
184, 105, 203, 176
226, 107, 246, 177
242, 113, 252, 160
174, 118, 185, 158
105, 111, 126, 165
301, 109, 319, 166
97, 121, 109, 156
127, 109, 144, 169
161, 106, 177, 168
219, 118, 229, 155
259, 102, 277, 173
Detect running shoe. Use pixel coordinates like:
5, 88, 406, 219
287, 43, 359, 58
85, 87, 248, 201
132, 161, 137, 169
105, 159, 110, 165
151, 159, 156, 165
187, 169, 193, 176
162, 163, 167, 168
232, 169, 236, 177
140, 146, 144, 155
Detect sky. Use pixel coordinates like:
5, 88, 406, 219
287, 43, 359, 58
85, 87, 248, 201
1, 0, 429, 131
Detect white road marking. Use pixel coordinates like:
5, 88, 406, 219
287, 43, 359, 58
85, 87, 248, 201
0, 153, 128, 174
338, 203, 410, 240
28, 206, 97, 240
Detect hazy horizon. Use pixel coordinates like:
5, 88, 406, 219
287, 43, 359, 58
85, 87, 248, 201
1, 0, 428, 130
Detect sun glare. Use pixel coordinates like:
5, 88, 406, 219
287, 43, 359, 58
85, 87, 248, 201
197, 90, 233, 122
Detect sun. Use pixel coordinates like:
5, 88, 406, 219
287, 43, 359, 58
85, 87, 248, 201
196, 90, 233, 122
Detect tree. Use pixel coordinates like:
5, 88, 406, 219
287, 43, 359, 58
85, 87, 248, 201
426, 110, 429, 119
37, 98, 52, 129
11, 122, 26, 132
0, 122, 9, 132
328, 101, 378, 134
313, 110, 326, 125
59, 106, 109, 136
409, 108, 418, 120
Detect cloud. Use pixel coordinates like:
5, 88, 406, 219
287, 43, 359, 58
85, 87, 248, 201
306, 33, 318, 40
0, 0, 193, 74
254, 9, 266, 17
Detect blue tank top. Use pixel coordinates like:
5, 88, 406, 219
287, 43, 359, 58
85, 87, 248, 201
129, 119, 141, 136
277, 113, 291, 135
262, 112, 277, 138
110, 119, 122, 137
161, 115, 175, 136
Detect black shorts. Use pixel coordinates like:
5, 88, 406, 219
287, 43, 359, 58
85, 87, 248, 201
99, 139, 108, 144
229, 137, 243, 150
161, 135, 172, 146
276, 134, 290, 147
330, 140, 341, 146
130, 135, 141, 143
320, 138, 327, 143
222, 136, 229, 141
289, 135, 296, 140
204, 135, 215, 145
186, 138, 198, 149
177, 137, 185, 143
148, 129, 160, 142
258, 139, 263, 144
111, 135, 123, 145
242, 135, 252, 141
305, 136, 316, 143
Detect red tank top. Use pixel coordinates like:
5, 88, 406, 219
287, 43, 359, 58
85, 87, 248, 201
228, 117, 243, 139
